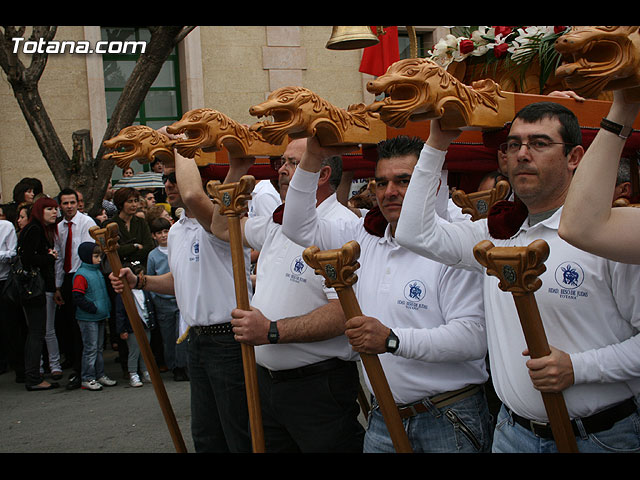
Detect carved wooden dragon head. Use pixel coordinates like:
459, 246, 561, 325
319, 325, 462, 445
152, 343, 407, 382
365, 58, 510, 130
249, 86, 376, 146
102, 125, 176, 168
555, 26, 640, 98
166, 108, 284, 159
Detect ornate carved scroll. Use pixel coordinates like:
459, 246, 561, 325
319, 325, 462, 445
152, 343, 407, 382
90, 224, 187, 453
166, 108, 286, 159
555, 26, 640, 102
303, 241, 413, 453
248, 86, 386, 146
451, 179, 511, 221
365, 57, 515, 130
473, 239, 579, 453
102, 125, 176, 168
206, 175, 264, 453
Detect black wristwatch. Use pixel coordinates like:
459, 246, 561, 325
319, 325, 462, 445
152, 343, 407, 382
600, 117, 633, 139
268, 321, 279, 344
385, 329, 399, 353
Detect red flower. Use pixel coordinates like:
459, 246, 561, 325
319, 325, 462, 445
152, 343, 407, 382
493, 43, 509, 58
554, 26, 567, 34
494, 26, 512, 37
459, 39, 474, 54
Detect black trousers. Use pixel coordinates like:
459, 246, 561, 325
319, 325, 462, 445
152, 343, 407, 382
257, 359, 365, 453
55, 273, 82, 373
22, 298, 47, 386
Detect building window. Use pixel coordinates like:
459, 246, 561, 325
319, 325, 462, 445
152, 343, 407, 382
398, 29, 435, 59
101, 27, 182, 171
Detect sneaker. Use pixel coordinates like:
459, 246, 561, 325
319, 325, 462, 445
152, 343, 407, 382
97, 375, 117, 387
66, 373, 81, 390
142, 371, 151, 383
81, 379, 103, 391
129, 373, 142, 388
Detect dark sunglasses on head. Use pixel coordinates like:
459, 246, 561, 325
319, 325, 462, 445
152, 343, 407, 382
162, 172, 177, 184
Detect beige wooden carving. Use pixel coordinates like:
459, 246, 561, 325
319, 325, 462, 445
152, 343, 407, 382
102, 125, 176, 168
248, 86, 386, 146
555, 26, 640, 102
451, 179, 511, 221
167, 108, 286, 160
365, 58, 515, 130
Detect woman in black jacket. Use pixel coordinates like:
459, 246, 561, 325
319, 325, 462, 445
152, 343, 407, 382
18, 196, 61, 391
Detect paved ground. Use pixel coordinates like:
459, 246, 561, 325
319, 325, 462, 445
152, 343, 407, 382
0, 348, 194, 453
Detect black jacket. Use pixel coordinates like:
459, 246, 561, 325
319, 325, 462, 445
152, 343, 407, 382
17, 221, 56, 292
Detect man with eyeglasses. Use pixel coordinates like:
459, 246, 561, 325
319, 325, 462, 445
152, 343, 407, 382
394, 101, 640, 453
210, 138, 365, 453
111, 136, 254, 453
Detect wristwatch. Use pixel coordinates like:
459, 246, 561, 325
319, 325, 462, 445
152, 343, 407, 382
268, 321, 279, 344
600, 117, 633, 139
385, 329, 399, 353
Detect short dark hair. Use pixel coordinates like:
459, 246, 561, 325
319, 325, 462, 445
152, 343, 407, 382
149, 217, 172, 233
377, 135, 425, 162
58, 187, 78, 201
513, 101, 582, 155
321, 155, 343, 191
113, 187, 140, 211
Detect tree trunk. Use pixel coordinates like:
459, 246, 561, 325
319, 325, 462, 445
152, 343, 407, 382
0, 26, 195, 215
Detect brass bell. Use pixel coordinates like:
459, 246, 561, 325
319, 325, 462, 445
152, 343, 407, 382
326, 26, 380, 50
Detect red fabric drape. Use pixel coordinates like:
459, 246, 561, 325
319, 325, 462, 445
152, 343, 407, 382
359, 26, 400, 77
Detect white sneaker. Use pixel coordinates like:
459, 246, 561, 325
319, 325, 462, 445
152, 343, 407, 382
129, 373, 143, 388
97, 375, 117, 387
142, 371, 151, 383
81, 379, 103, 391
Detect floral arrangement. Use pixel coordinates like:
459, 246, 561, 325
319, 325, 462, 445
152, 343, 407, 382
429, 26, 570, 92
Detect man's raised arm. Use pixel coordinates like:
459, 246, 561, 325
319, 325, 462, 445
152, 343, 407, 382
395, 120, 484, 270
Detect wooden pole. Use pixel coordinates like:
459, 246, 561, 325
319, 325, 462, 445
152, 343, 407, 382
90, 224, 187, 453
206, 175, 265, 453
303, 241, 413, 453
473, 239, 579, 453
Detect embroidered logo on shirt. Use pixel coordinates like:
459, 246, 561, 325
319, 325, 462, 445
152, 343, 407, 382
397, 280, 429, 311
189, 240, 199, 262
285, 255, 308, 284
547, 261, 588, 299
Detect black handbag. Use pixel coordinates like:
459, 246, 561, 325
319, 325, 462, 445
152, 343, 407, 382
2, 256, 45, 305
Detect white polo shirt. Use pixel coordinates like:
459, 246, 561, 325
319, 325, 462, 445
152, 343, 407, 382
244, 193, 360, 371
0, 220, 17, 281
283, 170, 488, 405
168, 213, 252, 327
396, 144, 640, 421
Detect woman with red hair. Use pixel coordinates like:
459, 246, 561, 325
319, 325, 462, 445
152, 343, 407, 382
17, 195, 62, 391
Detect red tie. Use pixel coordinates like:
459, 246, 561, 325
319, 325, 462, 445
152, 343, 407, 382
64, 221, 73, 273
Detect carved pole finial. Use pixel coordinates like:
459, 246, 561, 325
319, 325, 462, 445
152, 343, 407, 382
89, 225, 187, 453
303, 241, 413, 453
473, 239, 579, 453
451, 180, 511, 221
206, 176, 265, 453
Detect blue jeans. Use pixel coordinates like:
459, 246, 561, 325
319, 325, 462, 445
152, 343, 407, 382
364, 389, 493, 453
153, 296, 186, 370
77, 319, 105, 382
492, 401, 640, 453
188, 329, 252, 453
125, 330, 150, 374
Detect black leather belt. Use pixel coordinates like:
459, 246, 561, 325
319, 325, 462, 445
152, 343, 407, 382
191, 322, 234, 336
397, 384, 482, 419
260, 358, 349, 382
510, 397, 637, 439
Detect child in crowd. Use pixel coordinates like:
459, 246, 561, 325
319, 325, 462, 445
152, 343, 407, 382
72, 242, 117, 391
146, 217, 188, 381
115, 266, 155, 387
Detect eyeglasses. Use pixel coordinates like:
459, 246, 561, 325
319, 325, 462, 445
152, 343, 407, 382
270, 156, 300, 171
499, 139, 575, 155
162, 172, 177, 184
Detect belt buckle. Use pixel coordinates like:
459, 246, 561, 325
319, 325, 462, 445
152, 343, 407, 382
529, 419, 549, 437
